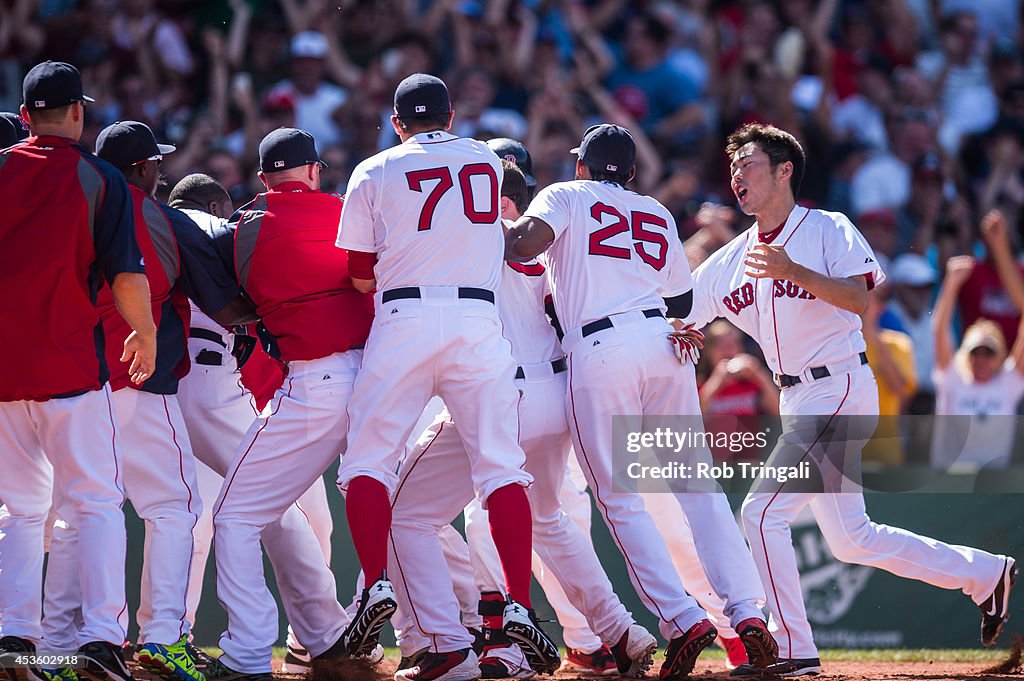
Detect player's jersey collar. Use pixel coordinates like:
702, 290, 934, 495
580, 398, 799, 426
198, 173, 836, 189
749, 205, 810, 249
267, 181, 316, 193
406, 130, 457, 145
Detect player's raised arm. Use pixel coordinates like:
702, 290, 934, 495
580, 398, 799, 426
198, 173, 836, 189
932, 256, 975, 370
505, 215, 555, 262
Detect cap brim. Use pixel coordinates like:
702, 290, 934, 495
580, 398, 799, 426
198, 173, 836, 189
524, 172, 537, 187
569, 146, 581, 155
81, 94, 96, 103
157, 143, 177, 155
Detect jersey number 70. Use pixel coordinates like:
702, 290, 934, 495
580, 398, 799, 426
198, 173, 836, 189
588, 202, 668, 271
406, 164, 499, 231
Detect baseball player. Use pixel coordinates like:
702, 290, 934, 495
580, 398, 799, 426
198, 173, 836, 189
504, 123, 779, 681
335, 73, 558, 676
0, 61, 155, 681
41, 120, 257, 681
204, 128, 372, 680
165, 174, 339, 675
686, 122, 1017, 676
388, 159, 658, 681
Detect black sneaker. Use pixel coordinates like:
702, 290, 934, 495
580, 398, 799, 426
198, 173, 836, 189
660, 619, 717, 681
731, 658, 822, 677
343, 576, 397, 656
77, 642, 132, 681
501, 601, 559, 674
202, 658, 271, 681
395, 649, 480, 681
0, 636, 44, 681
185, 644, 215, 674
467, 627, 486, 657
981, 557, 1018, 646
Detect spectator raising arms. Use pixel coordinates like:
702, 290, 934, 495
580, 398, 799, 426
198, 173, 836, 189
932, 255, 1024, 470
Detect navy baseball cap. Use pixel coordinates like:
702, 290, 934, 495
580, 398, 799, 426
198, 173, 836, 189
487, 138, 536, 187
22, 61, 95, 110
571, 124, 636, 175
0, 112, 29, 148
259, 127, 324, 172
95, 121, 176, 168
394, 73, 451, 118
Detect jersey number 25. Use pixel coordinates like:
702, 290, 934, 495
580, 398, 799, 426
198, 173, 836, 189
406, 164, 499, 231
588, 202, 668, 271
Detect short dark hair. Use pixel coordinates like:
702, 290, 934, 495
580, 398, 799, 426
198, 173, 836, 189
586, 163, 632, 187
169, 173, 230, 209
500, 160, 528, 214
725, 123, 806, 197
24, 103, 75, 126
394, 112, 451, 135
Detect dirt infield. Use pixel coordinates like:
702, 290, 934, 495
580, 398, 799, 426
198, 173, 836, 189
122, 648, 1024, 681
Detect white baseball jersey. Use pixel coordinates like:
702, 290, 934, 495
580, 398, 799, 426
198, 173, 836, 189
931, 361, 1024, 469
688, 206, 885, 376
523, 180, 691, 335
336, 130, 505, 293
498, 244, 560, 365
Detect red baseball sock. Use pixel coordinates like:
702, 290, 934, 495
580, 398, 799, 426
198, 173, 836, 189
345, 476, 391, 583
487, 484, 532, 607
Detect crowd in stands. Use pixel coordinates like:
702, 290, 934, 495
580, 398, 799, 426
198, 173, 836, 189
3, 0, 1023, 468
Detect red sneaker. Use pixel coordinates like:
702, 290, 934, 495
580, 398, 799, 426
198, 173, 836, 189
561, 645, 619, 676
735, 618, 778, 668
659, 619, 717, 681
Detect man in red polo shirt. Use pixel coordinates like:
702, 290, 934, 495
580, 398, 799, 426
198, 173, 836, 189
204, 128, 374, 681
0, 61, 155, 681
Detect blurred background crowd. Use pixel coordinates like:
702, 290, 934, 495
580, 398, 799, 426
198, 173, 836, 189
3, 0, 1024, 469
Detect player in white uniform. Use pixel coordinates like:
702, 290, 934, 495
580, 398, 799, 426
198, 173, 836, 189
166, 175, 340, 675
335, 74, 557, 677
686, 123, 1017, 676
504, 124, 778, 681
387, 160, 658, 681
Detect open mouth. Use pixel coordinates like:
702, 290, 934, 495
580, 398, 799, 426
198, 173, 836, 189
736, 186, 748, 201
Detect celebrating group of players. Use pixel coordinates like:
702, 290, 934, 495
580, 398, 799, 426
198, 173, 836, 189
0, 59, 1018, 681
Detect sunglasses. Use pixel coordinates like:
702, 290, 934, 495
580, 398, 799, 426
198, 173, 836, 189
132, 154, 163, 168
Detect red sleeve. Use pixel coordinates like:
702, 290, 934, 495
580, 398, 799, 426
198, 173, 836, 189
348, 250, 378, 280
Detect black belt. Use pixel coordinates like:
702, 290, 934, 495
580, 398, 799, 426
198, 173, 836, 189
190, 327, 226, 347
581, 309, 664, 338
381, 287, 495, 304
515, 358, 567, 380
774, 352, 868, 389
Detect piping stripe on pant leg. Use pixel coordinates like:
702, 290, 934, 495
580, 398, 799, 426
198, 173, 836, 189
758, 374, 851, 657
163, 395, 199, 641
566, 355, 686, 635
211, 378, 292, 642
389, 420, 449, 652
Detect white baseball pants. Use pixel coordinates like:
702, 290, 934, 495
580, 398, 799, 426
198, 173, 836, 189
0, 386, 127, 646
212, 351, 360, 673
338, 292, 531, 499
563, 312, 766, 641
391, 524, 484, 658
464, 458, 607, 653
390, 367, 632, 653
176, 339, 336, 631
42, 390, 202, 646
741, 363, 1009, 659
